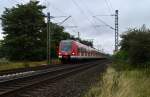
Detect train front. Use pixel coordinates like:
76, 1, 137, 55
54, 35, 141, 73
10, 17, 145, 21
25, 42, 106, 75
58, 40, 77, 63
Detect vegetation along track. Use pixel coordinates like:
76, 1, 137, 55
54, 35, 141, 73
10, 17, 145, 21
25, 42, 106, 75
0, 63, 74, 76
0, 60, 108, 97
0, 63, 79, 83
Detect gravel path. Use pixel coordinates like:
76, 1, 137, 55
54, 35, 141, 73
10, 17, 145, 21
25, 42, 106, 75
18, 61, 108, 97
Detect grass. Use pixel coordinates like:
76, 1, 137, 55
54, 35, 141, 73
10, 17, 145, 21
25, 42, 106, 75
0, 61, 46, 71
83, 63, 150, 97
0, 58, 61, 71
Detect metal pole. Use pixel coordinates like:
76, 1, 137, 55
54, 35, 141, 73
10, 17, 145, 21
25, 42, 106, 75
115, 10, 119, 52
47, 12, 51, 65
46, 14, 72, 64
78, 32, 80, 39
59, 16, 71, 25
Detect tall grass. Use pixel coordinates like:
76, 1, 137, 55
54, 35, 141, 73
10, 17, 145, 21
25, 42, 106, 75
0, 58, 62, 71
83, 65, 150, 97
0, 59, 47, 71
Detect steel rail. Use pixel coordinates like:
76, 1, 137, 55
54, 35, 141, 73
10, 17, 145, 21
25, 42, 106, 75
0, 60, 108, 97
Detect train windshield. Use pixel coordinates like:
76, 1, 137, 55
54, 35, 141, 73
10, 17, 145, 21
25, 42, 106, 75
61, 41, 72, 52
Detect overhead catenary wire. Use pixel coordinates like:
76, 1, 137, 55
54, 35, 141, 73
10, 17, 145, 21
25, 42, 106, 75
107, 0, 114, 11
104, 0, 113, 14
59, 16, 71, 25
71, 0, 100, 33
43, 0, 79, 37
93, 16, 115, 30
45, 0, 95, 37
70, 16, 79, 32
79, 0, 114, 31
44, 1, 73, 23
80, 0, 110, 31
46, 1, 68, 15
94, 14, 114, 17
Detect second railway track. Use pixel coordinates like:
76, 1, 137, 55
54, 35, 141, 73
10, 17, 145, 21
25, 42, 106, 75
0, 60, 108, 97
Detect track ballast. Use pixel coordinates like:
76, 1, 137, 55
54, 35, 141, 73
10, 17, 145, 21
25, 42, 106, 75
0, 60, 108, 97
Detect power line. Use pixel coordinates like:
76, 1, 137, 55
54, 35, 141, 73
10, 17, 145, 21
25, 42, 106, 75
61, 16, 79, 37
107, 0, 114, 11
71, 0, 100, 33
94, 14, 113, 17
93, 16, 115, 30
71, 0, 85, 15
104, 0, 113, 14
47, 1, 68, 15
46, 1, 75, 25
44, 0, 79, 36
79, 0, 107, 32
59, 16, 71, 25
52, 16, 71, 18
43, 0, 80, 36
70, 17, 79, 33
94, 10, 119, 52
48, 2, 79, 32
70, 17, 78, 27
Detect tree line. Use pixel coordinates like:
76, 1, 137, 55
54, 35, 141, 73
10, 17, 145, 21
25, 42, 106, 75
114, 25, 150, 67
0, 1, 93, 61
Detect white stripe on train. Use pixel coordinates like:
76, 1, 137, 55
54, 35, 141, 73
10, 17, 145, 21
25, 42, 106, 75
59, 56, 102, 59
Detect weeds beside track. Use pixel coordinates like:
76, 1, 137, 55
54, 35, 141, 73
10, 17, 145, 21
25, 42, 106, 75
0, 60, 108, 97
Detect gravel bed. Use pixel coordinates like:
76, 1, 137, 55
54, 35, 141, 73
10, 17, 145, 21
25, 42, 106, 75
18, 61, 108, 97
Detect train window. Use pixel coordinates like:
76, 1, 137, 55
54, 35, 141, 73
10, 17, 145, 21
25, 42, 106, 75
84, 48, 86, 52
81, 48, 84, 52
81, 48, 84, 56
61, 41, 72, 52
78, 48, 80, 52
88, 51, 90, 56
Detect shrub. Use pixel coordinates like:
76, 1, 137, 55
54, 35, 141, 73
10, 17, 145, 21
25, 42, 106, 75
119, 26, 150, 67
0, 58, 9, 65
113, 50, 128, 62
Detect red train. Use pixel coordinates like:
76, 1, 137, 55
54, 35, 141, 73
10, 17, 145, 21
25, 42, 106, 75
58, 40, 106, 63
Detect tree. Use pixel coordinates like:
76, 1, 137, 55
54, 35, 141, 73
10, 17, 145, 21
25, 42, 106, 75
50, 23, 71, 58
0, 40, 3, 58
70, 36, 93, 47
1, 1, 47, 61
120, 25, 150, 65
80, 40, 93, 47
0, 1, 93, 61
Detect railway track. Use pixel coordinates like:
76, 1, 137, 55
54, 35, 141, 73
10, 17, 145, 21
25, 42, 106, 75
0, 63, 73, 76
0, 60, 108, 97
0, 63, 78, 83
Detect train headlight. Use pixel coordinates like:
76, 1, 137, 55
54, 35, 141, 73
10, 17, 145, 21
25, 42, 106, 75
72, 52, 75, 55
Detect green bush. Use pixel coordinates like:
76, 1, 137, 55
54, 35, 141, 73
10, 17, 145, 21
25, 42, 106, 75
117, 25, 150, 67
113, 50, 128, 62
0, 58, 9, 65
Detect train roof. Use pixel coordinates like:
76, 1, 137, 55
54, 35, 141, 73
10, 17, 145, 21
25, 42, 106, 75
60, 40, 102, 53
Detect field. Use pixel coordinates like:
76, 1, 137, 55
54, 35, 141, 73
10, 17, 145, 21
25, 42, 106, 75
0, 59, 60, 71
83, 63, 150, 97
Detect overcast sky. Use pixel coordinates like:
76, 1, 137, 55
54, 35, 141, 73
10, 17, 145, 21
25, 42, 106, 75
0, 0, 150, 54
